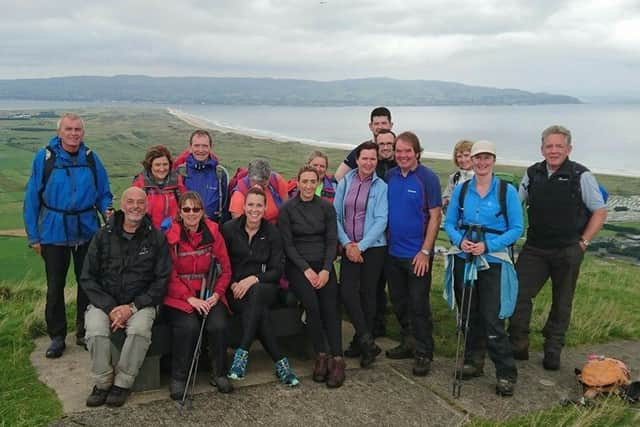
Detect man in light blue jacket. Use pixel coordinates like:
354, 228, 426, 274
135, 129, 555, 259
24, 113, 113, 358
334, 141, 388, 368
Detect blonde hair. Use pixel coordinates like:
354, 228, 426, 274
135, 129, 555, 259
452, 140, 474, 166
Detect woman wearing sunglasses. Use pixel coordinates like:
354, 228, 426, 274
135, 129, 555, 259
222, 186, 299, 386
163, 191, 233, 399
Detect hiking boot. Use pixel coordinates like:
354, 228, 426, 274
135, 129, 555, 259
76, 335, 88, 350
275, 357, 300, 387
495, 378, 514, 397
511, 342, 529, 361
543, 349, 561, 371
228, 348, 249, 380
46, 336, 65, 358
359, 334, 379, 368
313, 354, 329, 382
343, 337, 361, 358
412, 354, 431, 377
386, 341, 414, 360
105, 385, 130, 407
86, 386, 109, 407
327, 357, 346, 388
169, 379, 186, 401
455, 363, 484, 380
211, 375, 233, 394
512, 348, 529, 361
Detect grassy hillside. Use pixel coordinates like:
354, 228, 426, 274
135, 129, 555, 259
2, 107, 638, 230
1, 108, 639, 426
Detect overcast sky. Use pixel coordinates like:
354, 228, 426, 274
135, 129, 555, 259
1, 0, 639, 97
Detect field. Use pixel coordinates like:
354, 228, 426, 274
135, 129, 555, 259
1, 108, 639, 426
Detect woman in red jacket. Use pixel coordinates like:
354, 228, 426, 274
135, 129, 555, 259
132, 145, 187, 230
163, 191, 233, 399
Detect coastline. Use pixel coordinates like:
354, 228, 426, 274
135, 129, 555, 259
167, 108, 357, 151
167, 107, 452, 160
167, 108, 638, 177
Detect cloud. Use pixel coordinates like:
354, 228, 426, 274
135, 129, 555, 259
0, 0, 639, 96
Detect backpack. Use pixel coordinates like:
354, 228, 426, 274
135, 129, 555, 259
176, 161, 229, 221
221, 168, 284, 222
458, 178, 513, 232
494, 172, 519, 189
39, 146, 98, 214
287, 175, 336, 202
576, 356, 631, 399
457, 177, 516, 259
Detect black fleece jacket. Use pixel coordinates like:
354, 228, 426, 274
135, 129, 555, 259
80, 211, 172, 314
277, 195, 337, 272
221, 216, 283, 284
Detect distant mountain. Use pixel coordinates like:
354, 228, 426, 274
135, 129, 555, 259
0, 75, 581, 106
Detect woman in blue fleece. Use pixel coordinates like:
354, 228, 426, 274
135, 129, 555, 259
443, 140, 523, 397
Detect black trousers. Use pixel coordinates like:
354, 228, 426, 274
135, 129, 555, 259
166, 304, 228, 380
373, 267, 388, 333
227, 281, 283, 362
386, 255, 435, 358
340, 246, 386, 339
453, 257, 517, 381
41, 243, 90, 339
287, 261, 342, 356
508, 242, 585, 352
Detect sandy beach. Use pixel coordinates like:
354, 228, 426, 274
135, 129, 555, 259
167, 107, 457, 160
167, 108, 359, 152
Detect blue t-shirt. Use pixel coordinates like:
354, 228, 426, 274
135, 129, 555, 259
386, 165, 442, 258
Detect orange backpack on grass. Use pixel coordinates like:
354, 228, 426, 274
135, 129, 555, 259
576, 356, 631, 399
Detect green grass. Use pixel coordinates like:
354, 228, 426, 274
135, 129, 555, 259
469, 396, 640, 426
1, 108, 639, 425
0, 279, 64, 426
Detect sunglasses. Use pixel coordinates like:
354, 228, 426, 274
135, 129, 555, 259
181, 207, 202, 213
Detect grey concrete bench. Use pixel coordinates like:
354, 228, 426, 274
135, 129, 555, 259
111, 298, 307, 392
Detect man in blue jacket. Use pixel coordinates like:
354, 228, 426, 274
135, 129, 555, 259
173, 129, 228, 222
23, 113, 113, 358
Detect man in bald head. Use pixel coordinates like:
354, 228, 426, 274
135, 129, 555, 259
80, 187, 172, 407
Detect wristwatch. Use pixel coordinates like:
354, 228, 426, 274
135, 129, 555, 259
421, 248, 434, 256
581, 239, 591, 247
129, 302, 138, 314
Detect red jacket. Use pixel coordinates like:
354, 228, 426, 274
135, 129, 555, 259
163, 219, 231, 313
132, 171, 188, 229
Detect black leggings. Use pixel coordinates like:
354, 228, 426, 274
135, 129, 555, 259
227, 281, 283, 362
166, 304, 228, 380
340, 246, 386, 339
287, 262, 342, 356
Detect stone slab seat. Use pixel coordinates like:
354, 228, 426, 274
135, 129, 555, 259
110, 290, 308, 391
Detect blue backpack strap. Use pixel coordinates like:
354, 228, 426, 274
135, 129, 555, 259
267, 173, 283, 208
40, 146, 98, 208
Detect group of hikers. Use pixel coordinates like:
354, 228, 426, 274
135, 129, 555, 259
23, 107, 607, 407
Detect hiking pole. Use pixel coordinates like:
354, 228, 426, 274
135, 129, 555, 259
179, 256, 219, 409
452, 257, 475, 398
452, 225, 481, 399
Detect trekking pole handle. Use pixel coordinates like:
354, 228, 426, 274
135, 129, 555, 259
201, 256, 219, 300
